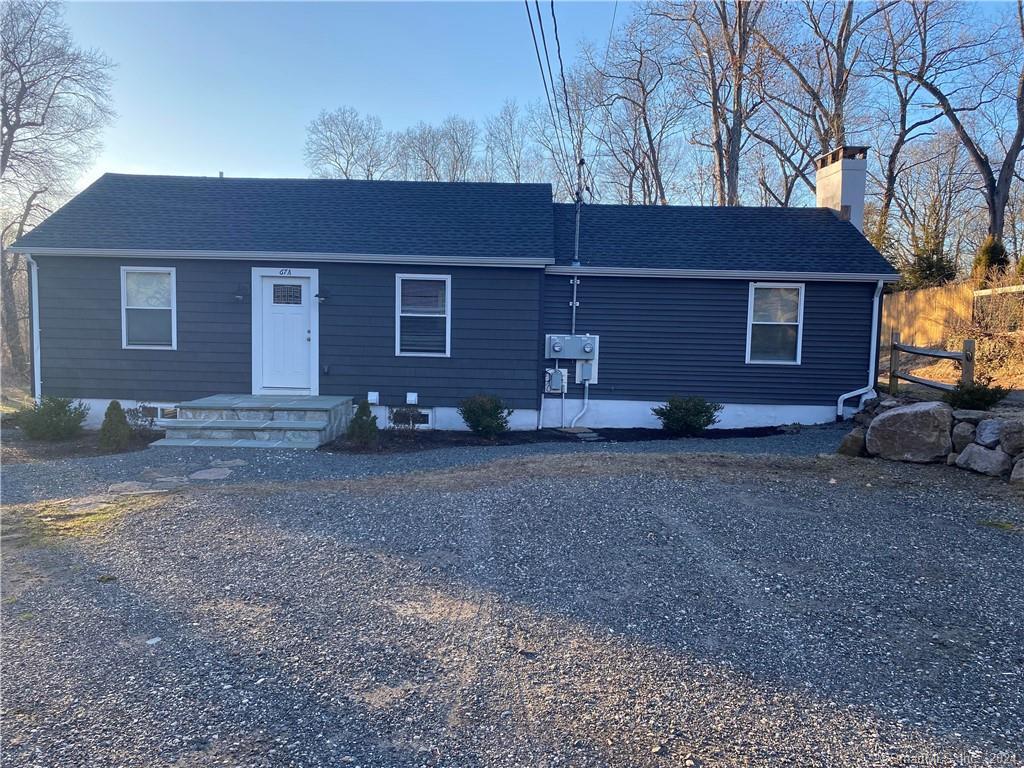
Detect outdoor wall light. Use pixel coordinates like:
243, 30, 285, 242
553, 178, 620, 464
233, 285, 249, 302
315, 291, 329, 304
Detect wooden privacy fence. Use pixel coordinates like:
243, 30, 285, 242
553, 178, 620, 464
888, 331, 974, 394
882, 282, 974, 349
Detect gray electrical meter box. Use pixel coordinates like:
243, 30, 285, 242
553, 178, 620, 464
545, 334, 598, 359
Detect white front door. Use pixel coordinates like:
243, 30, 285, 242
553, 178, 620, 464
254, 270, 316, 393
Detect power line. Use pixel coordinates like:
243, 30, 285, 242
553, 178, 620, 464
603, 0, 619, 68
548, 0, 579, 147
523, 0, 573, 187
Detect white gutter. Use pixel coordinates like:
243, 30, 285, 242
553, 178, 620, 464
836, 279, 884, 419
6, 247, 553, 269
26, 254, 41, 402
546, 265, 899, 283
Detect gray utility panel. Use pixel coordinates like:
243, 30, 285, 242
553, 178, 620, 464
545, 334, 598, 359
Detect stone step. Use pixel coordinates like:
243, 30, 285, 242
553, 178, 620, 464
157, 418, 329, 431
151, 437, 322, 449
161, 420, 330, 443
176, 407, 337, 422
156, 395, 353, 449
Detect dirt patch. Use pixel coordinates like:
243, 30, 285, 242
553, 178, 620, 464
0, 426, 155, 465
207, 451, 1024, 503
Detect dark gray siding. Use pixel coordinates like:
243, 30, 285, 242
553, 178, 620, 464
543, 274, 875, 405
35, 256, 543, 409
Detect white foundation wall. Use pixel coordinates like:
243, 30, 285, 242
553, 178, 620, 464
77, 399, 177, 429
538, 398, 846, 430
75, 397, 851, 433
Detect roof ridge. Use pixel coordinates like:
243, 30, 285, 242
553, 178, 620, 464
96, 172, 553, 190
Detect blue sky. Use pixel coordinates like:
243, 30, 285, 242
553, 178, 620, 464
64, 1, 620, 186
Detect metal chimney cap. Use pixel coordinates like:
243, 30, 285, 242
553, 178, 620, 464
815, 145, 869, 169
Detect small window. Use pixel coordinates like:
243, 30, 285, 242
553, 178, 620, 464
396, 274, 450, 356
746, 283, 804, 364
121, 267, 176, 349
273, 284, 302, 305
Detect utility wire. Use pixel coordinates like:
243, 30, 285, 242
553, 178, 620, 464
531, 0, 575, 192
524, 0, 573, 190
549, 0, 579, 148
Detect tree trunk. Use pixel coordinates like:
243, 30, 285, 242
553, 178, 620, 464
1, 252, 28, 378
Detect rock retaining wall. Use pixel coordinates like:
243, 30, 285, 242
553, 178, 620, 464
839, 397, 1024, 485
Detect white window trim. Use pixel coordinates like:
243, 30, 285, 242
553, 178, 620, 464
395, 273, 451, 358
745, 282, 804, 365
121, 266, 177, 350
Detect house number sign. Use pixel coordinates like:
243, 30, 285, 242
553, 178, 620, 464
278, 268, 292, 276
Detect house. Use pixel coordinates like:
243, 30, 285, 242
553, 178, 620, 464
9, 146, 898, 446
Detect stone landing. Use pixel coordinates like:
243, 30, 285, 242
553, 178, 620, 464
151, 394, 353, 449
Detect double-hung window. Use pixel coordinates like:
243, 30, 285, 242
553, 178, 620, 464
745, 282, 804, 364
121, 266, 176, 349
396, 274, 451, 356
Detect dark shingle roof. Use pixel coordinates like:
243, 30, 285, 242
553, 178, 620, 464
13, 174, 555, 261
553, 203, 897, 275
15, 173, 896, 276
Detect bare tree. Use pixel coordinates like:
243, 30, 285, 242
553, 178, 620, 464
1, 0, 113, 387
654, 0, 764, 205
894, 0, 1024, 245
863, 0, 951, 250
304, 107, 398, 180
397, 116, 479, 183
588, 16, 688, 205
753, 0, 894, 193
888, 132, 974, 274
484, 100, 541, 183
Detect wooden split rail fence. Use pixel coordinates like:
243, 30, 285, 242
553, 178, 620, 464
888, 331, 975, 395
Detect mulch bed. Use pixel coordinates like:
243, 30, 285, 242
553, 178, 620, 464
323, 428, 580, 454
325, 425, 788, 454
0, 426, 156, 465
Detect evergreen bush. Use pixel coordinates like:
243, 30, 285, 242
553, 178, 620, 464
99, 400, 132, 451
457, 394, 512, 438
18, 397, 89, 441
346, 400, 379, 450
652, 396, 723, 436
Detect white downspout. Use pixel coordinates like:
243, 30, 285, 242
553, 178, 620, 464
836, 279, 884, 419
26, 254, 41, 403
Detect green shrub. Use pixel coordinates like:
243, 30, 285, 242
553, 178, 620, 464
18, 397, 89, 441
346, 400, 379, 450
943, 376, 1009, 410
973, 235, 1010, 278
652, 396, 723, 436
98, 400, 132, 451
458, 394, 512, 438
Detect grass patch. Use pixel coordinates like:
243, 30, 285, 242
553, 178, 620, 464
2, 493, 169, 546
979, 519, 1022, 532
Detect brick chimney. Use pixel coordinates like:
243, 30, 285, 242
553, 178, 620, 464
815, 146, 868, 233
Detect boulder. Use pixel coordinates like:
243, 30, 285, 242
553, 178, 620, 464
951, 422, 976, 453
837, 427, 867, 457
975, 419, 1010, 448
865, 401, 953, 463
947, 452, 960, 466
952, 409, 992, 425
955, 444, 1013, 477
998, 421, 1024, 456
1011, 459, 1024, 486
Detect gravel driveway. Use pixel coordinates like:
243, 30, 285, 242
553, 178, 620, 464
2, 444, 1023, 767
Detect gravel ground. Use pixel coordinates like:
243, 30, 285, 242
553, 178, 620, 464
1, 423, 847, 505
3, 446, 1024, 767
